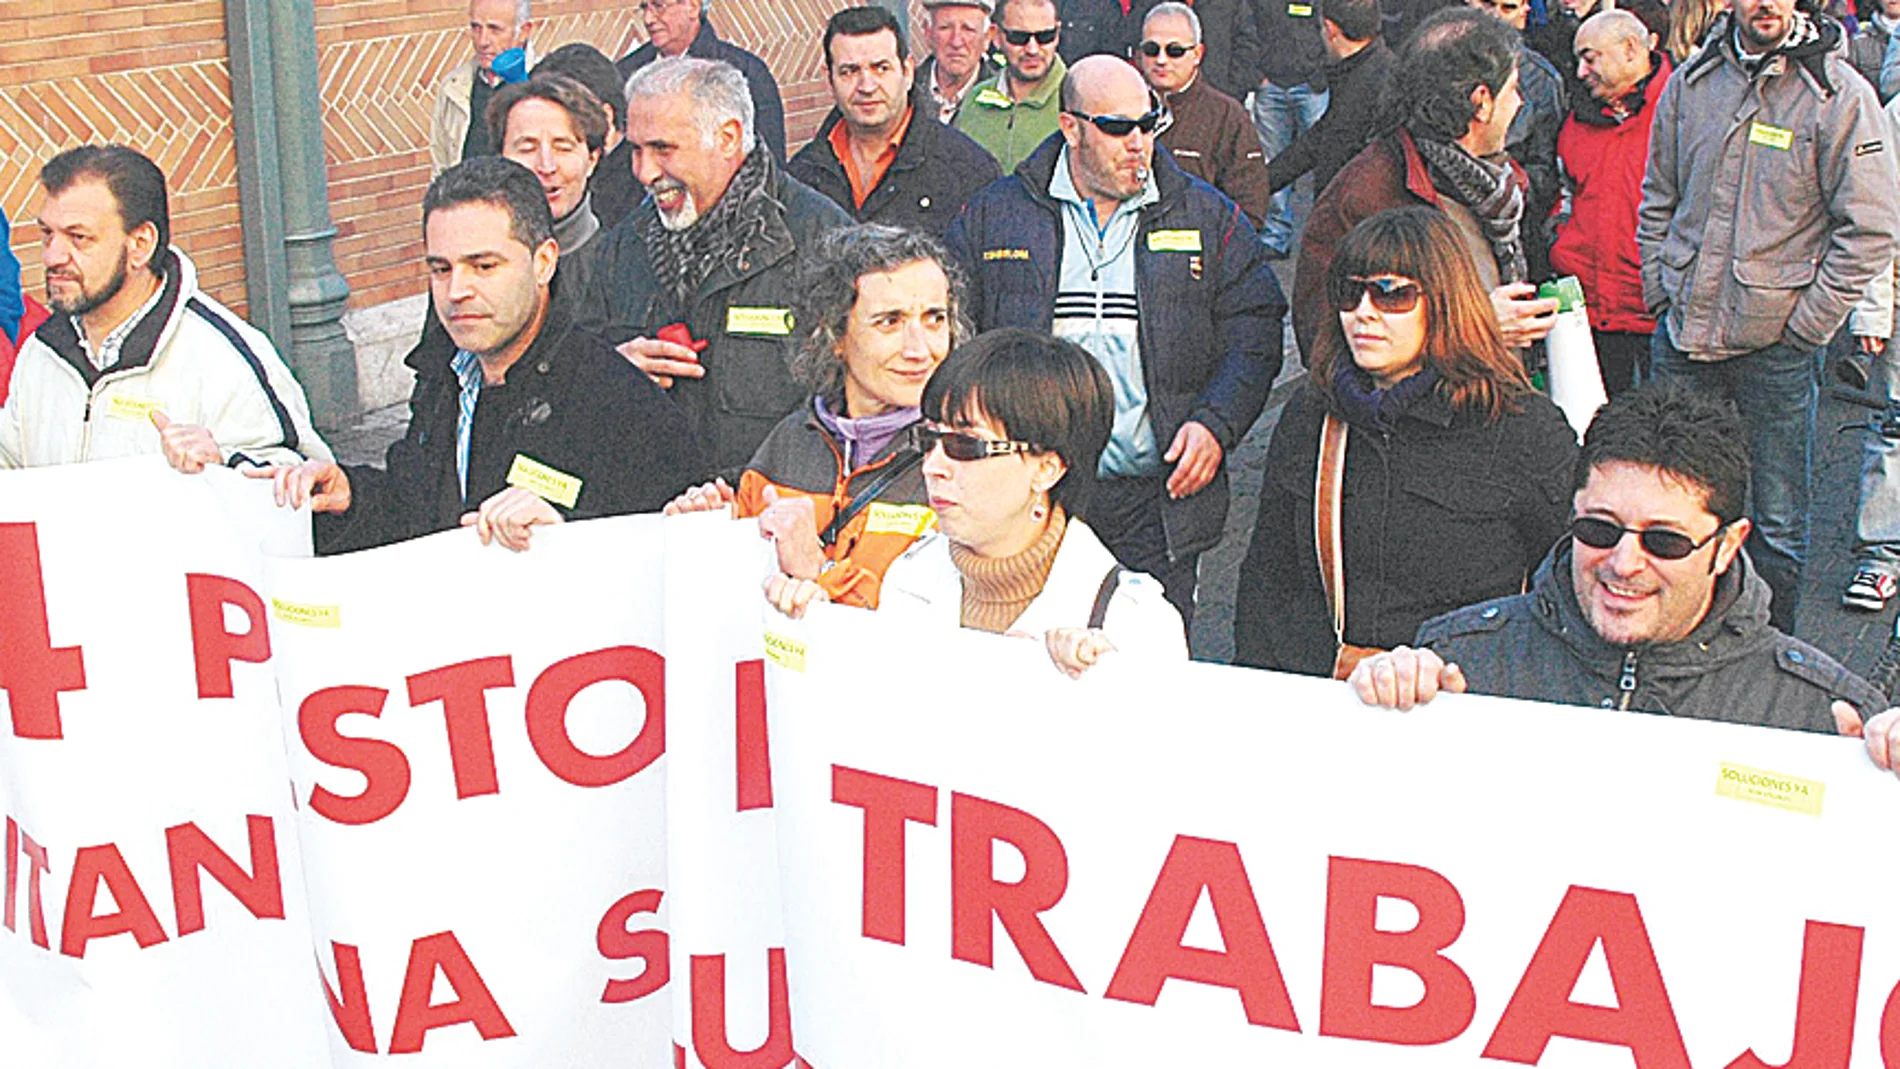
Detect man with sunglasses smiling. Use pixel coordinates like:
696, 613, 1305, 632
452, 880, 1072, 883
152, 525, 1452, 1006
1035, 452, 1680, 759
947, 55, 1286, 622
1135, 3, 1271, 229
1349, 385, 1889, 737
955, 0, 1069, 173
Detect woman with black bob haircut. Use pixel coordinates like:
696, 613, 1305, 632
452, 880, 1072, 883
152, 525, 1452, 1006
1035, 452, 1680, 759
1233, 206, 1579, 677
768, 328, 1188, 675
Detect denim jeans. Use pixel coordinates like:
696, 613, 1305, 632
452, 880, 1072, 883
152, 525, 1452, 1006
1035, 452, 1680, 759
1649, 324, 1816, 631
1854, 340, 1900, 576
1249, 82, 1329, 254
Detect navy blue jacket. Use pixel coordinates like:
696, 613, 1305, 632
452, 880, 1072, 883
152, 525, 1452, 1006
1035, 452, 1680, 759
944, 134, 1287, 558
617, 21, 787, 161
0, 215, 20, 345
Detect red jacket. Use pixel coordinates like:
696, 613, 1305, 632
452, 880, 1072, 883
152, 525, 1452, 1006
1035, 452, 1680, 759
0, 296, 50, 406
1550, 56, 1672, 335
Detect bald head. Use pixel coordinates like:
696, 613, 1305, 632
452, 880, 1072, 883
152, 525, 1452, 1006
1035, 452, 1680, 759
1575, 8, 1654, 104
1061, 54, 1149, 114
1057, 56, 1156, 212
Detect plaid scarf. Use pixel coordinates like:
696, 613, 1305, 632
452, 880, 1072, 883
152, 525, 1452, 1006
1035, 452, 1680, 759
1412, 135, 1528, 285
637, 146, 776, 309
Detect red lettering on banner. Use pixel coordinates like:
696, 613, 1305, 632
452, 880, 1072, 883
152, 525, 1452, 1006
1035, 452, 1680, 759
1105, 835, 1300, 1029
525, 646, 665, 787
1320, 856, 1476, 1045
1882, 978, 1900, 1067
60, 843, 168, 958
1483, 886, 1689, 1067
690, 948, 794, 1069
320, 941, 379, 1053
735, 659, 772, 811
950, 791, 1084, 992
165, 815, 284, 936
1726, 921, 1863, 1069
0, 522, 88, 739
388, 931, 517, 1052
184, 573, 270, 699
832, 766, 937, 944
19, 828, 50, 947
3, 816, 15, 932
299, 685, 410, 825
599, 888, 670, 1003
406, 656, 515, 799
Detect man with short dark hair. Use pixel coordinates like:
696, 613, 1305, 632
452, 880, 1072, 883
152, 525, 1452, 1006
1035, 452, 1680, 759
1136, 3, 1272, 228
1349, 385, 1889, 735
532, 42, 638, 228
3, 145, 329, 471
915, 0, 1001, 124
1468, 0, 1568, 276
947, 55, 1286, 620
253, 156, 703, 553
956, 0, 1069, 173
789, 6, 1001, 238
615, 0, 787, 160
431, 0, 533, 174
1263, 0, 1393, 199
581, 57, 851, 472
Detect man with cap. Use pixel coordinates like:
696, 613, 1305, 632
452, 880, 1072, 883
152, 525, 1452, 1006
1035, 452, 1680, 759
916, 0, 1002, 124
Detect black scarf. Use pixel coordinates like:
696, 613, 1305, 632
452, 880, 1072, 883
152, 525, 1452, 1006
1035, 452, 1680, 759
636, 146, 776, 309
1332, 362, 1442, 434
1412, 135, 1528, 284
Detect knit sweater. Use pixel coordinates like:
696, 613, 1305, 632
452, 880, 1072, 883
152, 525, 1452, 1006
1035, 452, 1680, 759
950, 508, 1067, 632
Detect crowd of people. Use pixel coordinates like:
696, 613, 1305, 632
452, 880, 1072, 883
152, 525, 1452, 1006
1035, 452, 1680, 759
6, 0, 1900, 761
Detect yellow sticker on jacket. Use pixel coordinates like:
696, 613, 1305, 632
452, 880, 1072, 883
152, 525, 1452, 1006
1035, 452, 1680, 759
726, 306, 795, 336
1715, 762, 1824, 817
974, 86, 1014, 108
863, 502, 937, 538
104, 394, 162, 423
271, 598, 341, 629
983, 247, 1032, 261
1748, 121, 1793, 150
1288, 3, 1315, 14
506, 454, 583, 508
1147, 229, 1203, 252
764, 630, 807, 672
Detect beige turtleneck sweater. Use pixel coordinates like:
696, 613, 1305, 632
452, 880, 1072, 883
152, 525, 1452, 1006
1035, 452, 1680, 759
949, 508, 1068, 633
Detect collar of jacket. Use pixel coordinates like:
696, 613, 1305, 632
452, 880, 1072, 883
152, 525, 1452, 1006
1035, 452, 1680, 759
409, 274, 579, 383
1528, 537, 1780, 678
38, 246, 186, 388
686, 20, 728, 56
813, 103, 933, 180
1324, 35, 1388, 77
1388, 127, 1443, 209
978, 56, 1068, 111
1011, 129, 1194, 212
1572, 52, 1672, 127
1682, 10, 1844, 96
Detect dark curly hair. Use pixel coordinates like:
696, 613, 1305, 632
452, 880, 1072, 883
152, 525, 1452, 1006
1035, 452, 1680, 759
1576, 384, 1751, 525
1383, 6, 1519, 142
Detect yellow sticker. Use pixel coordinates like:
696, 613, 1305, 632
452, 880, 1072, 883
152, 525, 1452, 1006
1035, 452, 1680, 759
271, 598, 341, 629
104, 394, 162, 423
1715, 762, 1824, 817
1288, 3, 1315, 14
506, 454, 583, 509
1748, 121, 1794, 151
983, 247, 1032, 261
863, 502, 937, 538
726, 306, 796, 336
1147, 229, 1203, 253
974, 86, 1013, 108
764, 631, 807, 672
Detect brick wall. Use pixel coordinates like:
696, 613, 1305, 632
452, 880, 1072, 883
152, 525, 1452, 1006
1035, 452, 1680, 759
0, 0, 846, 320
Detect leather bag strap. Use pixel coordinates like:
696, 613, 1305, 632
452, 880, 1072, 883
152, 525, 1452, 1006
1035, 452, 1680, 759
1314, 412, 1350, 644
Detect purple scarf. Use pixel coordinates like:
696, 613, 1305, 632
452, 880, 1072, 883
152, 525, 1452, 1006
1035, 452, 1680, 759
813, 395, 921, 470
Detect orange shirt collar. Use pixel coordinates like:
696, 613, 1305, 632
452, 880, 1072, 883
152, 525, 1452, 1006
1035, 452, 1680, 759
829, 105, 914, 210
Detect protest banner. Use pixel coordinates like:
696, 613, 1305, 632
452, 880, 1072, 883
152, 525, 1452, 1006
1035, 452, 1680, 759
766, 602, 1900, 1068
0, 458, 329, 1067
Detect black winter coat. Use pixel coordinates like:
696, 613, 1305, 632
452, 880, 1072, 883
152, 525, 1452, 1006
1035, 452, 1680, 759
1232, 380, 1578, 674
786, 110, 1002, 239
574, 152, 852, 473
316, 289, 706, 554
944, 135, 1287, 559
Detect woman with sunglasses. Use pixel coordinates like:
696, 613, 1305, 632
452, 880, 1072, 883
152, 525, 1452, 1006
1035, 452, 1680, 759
666, 225, 965, 608
768, 328, 1188, 676
1233, 207, 1578, 676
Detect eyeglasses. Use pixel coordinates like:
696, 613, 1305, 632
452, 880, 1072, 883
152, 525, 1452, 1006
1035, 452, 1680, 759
1064, 96, 1170, 137
1569, 516, 1729, 560
1000, 26, 1060, 45
1327, 275, 1425, 314
1139, 40, 1194, 58
917, 424, 1040, 461
635, 0, 682, 12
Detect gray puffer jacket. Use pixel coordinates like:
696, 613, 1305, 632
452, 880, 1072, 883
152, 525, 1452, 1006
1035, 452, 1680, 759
1637, 12, 1898, 357
1417, 542, 1885, 733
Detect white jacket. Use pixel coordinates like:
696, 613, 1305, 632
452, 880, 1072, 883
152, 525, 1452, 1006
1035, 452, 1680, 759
0, 248, 331, 469
878, 518, 1189, 660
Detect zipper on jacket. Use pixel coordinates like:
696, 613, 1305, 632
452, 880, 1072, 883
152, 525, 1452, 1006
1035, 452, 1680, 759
1617, 649, 1639, 710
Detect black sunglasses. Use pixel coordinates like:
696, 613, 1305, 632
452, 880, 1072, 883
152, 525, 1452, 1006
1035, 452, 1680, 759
1001, 26, 1059, 45
1327, 275, 1424, 314
1570, 516, 1728, 561
1139, 40, 1194, 58
1065, 94, 1168, 137
917, 424, 1040, 461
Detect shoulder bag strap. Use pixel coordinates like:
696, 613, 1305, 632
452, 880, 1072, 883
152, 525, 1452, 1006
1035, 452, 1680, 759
1088, 565, 1124, 630
818, 449, 924, 548
1314, 412, 1350, 645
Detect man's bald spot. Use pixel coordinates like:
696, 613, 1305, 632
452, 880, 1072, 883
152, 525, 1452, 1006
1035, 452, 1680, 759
1577, 8, 1649, 49
1062, 55, 1149, 114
